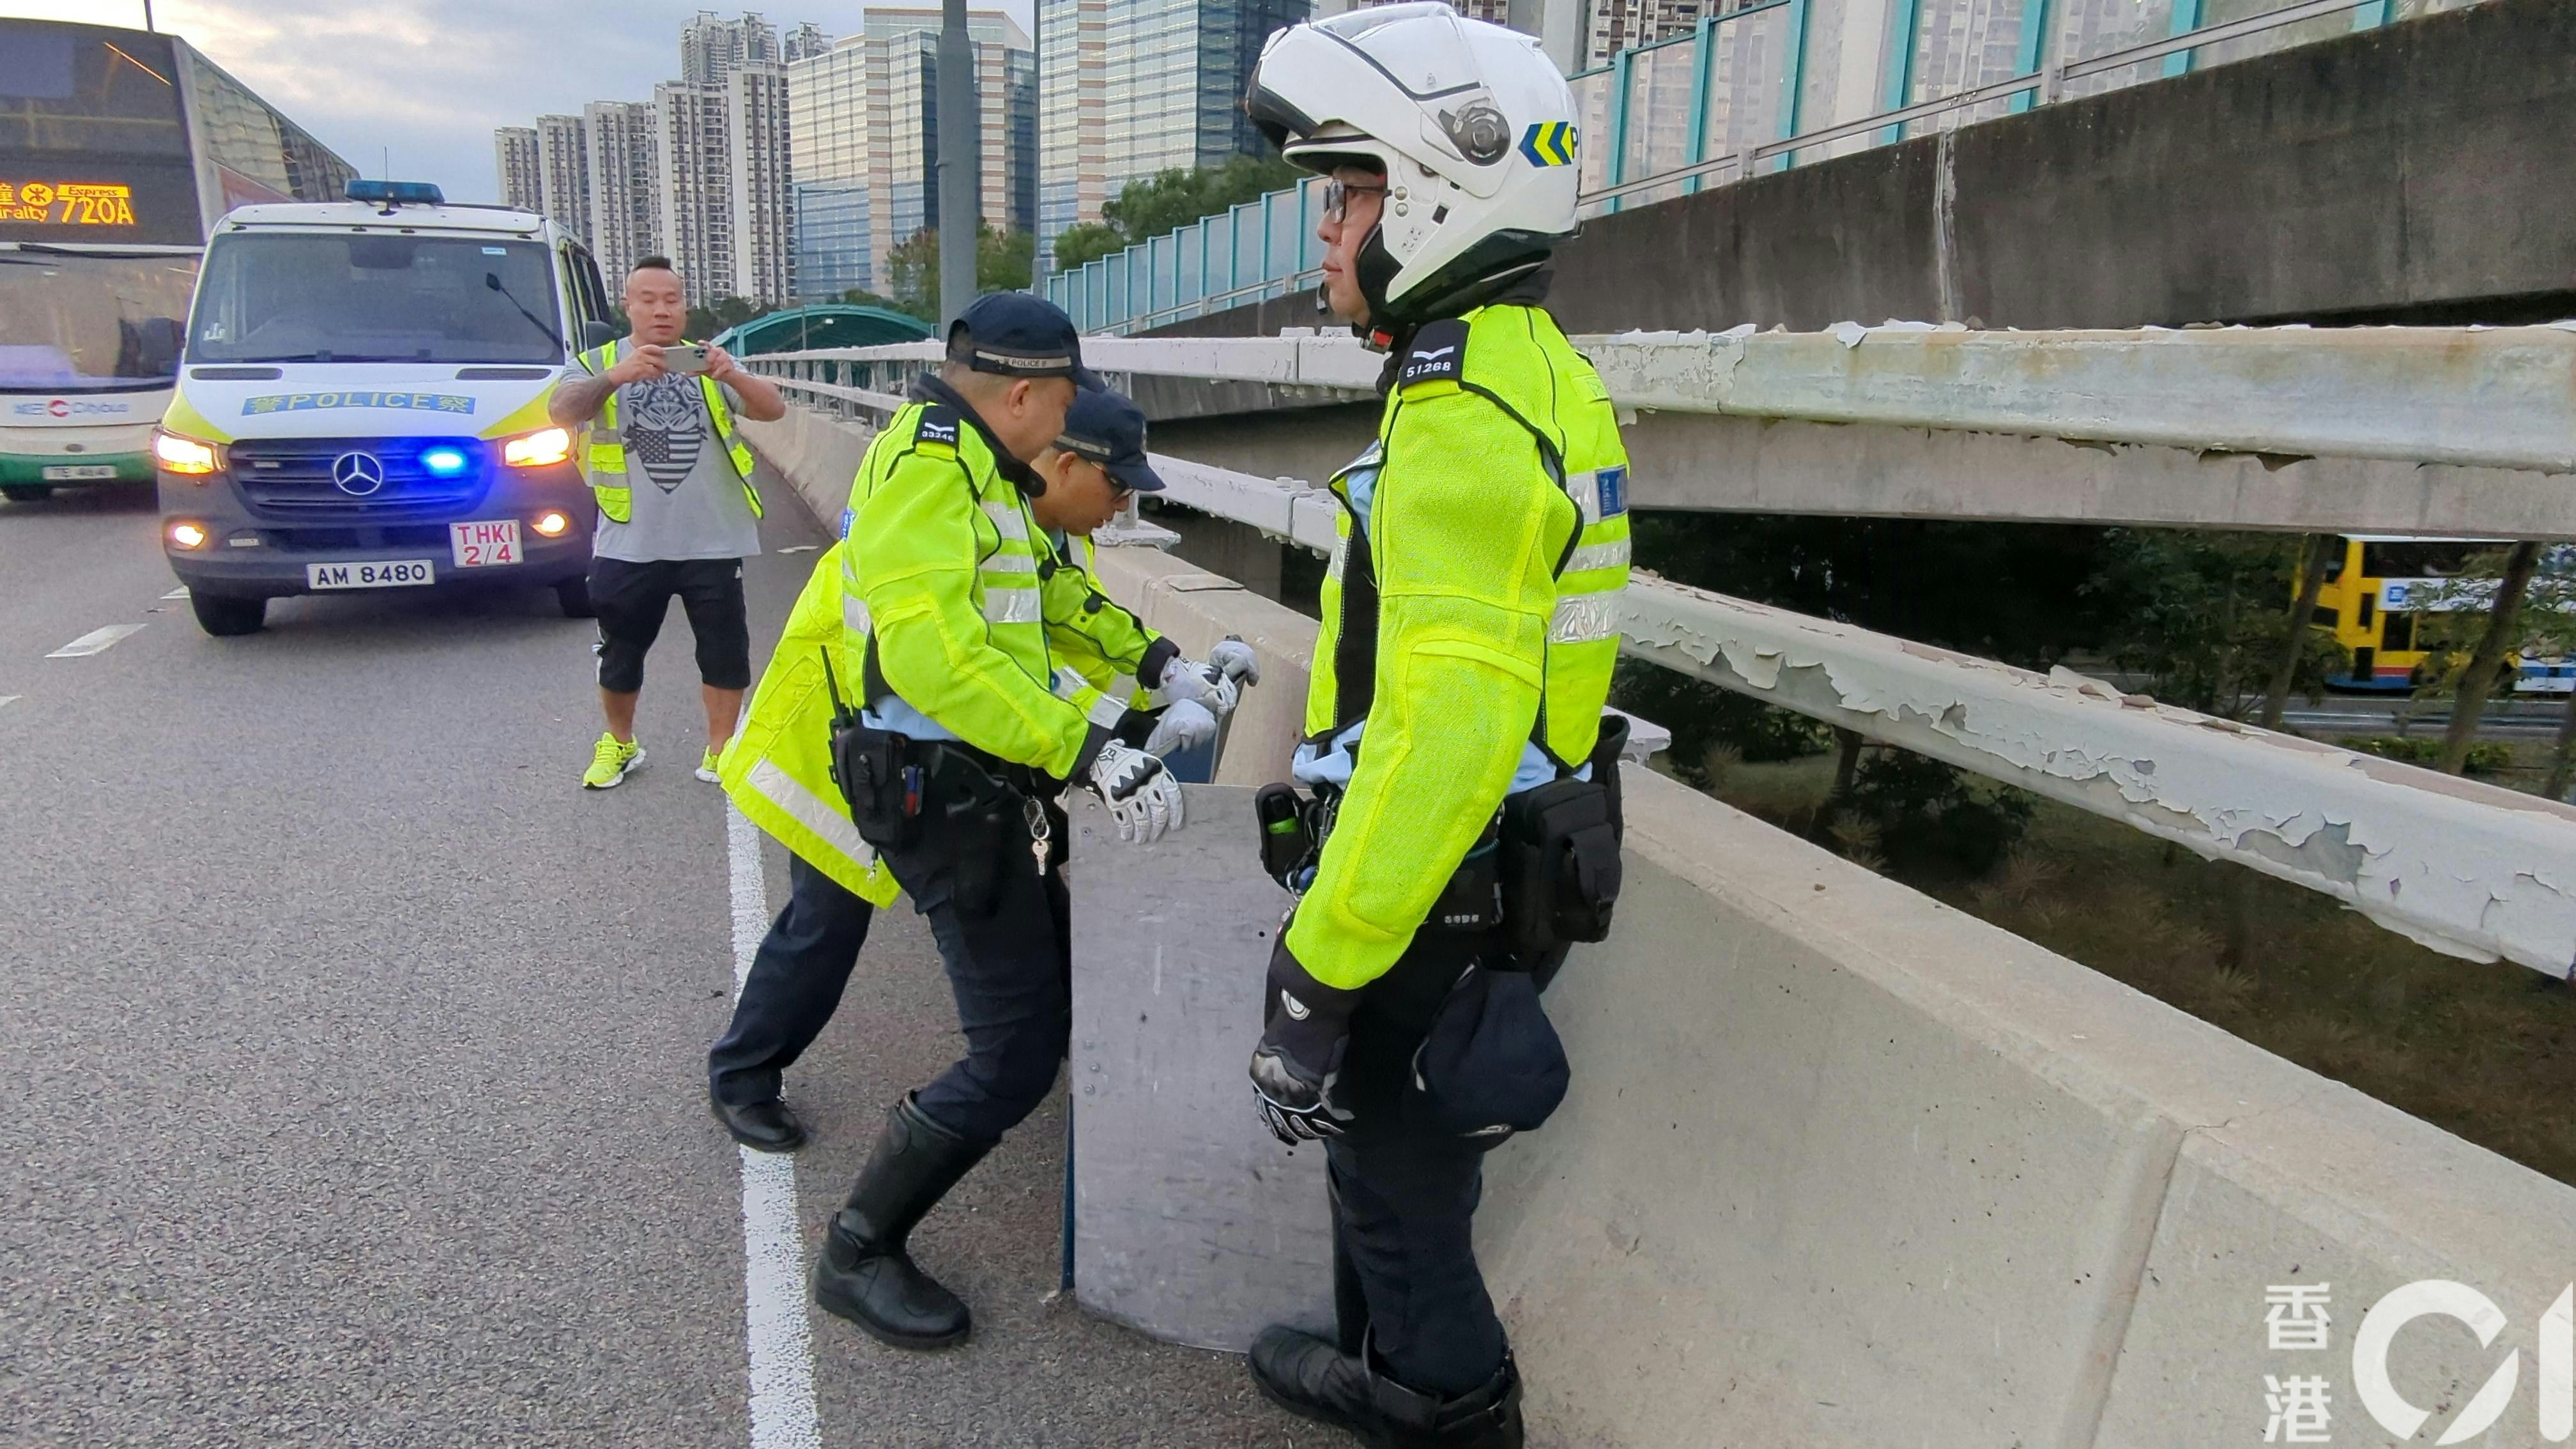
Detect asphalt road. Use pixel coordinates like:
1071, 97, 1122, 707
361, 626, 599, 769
0, 477, 1308, 1448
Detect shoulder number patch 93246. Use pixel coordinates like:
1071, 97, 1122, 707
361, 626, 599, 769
916, 407, 961, 447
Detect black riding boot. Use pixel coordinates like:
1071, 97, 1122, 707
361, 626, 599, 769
1248, 1326, 1524, 1448
812, 1092, 994, 1349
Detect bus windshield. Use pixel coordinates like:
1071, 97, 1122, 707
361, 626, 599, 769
0, 247, 197, 393
187, 233, 565, 366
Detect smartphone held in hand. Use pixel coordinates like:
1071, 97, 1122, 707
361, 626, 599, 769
663, 343, 712, 375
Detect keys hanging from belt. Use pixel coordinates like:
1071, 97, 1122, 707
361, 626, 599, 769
1025, 796, 1053, 877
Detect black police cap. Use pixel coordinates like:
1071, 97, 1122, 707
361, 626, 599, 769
1055, 386, 1165, 493
947, 293, 1090, 381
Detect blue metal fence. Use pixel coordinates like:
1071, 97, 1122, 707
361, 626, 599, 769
1047, 0, 2479, 335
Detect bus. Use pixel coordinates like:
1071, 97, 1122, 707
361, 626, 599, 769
1, 18, 353, 500
2306, 535, 2573, 696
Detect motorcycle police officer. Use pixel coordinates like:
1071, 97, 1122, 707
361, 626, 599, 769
1241, 7, 1634, 1445
813, 295, 1244, 1350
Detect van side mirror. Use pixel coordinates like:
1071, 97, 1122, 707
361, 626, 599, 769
580, 320, 619, 351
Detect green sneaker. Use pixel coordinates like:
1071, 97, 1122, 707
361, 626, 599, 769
583, 732, 644, 790
695, 747, 722, 784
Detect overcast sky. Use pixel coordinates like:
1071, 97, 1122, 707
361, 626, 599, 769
4, 0, 1036, 204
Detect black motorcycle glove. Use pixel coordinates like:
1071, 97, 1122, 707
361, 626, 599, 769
1249, 931, 1361, 1145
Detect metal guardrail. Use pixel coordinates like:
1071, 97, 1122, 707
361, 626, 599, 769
743, 338, 2576, 976
751, 321, 2576, 475
1045, 0, 2478, 335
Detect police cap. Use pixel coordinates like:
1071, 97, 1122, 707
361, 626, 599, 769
1055, 386, 1165, 493
947, 293, 1096, 384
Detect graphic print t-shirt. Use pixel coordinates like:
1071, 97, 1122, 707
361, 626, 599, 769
592, 371, 762, 563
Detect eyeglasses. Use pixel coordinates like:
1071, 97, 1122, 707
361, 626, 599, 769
1322, 178, 1390, 225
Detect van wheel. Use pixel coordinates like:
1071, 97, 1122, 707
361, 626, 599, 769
2, 484, 54, 503
190, 591, 267, 636
555, 576, 596, 618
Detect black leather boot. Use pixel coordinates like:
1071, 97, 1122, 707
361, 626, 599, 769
811, 1093, 993, 1349
1248, 1326, 1524, 1448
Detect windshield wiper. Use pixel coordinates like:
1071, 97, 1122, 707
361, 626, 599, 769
485, 273, 568, 355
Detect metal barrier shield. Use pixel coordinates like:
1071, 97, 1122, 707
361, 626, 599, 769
1061, 786, 1335, 1351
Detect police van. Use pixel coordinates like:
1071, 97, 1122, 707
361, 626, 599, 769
153, 181, 617, 636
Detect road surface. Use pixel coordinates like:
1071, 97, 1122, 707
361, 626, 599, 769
0, 479, 1304, 1448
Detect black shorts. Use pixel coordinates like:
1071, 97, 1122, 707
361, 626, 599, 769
589, 556, 751, 693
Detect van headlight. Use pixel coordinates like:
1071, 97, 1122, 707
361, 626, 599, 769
502, 426, 573, 468
153, 429, 223, 477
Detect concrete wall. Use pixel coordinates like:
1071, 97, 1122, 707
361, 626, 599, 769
1154, 0, 2576, 339
749, 404, 2576, 1446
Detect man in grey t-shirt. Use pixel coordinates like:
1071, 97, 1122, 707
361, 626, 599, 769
548, 257, 788, 790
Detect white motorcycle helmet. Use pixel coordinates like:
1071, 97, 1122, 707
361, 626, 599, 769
1245, 2, 1581, 334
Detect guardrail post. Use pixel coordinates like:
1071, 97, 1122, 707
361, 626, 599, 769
2009, 0, 2055, 113
1771, 0, 1810, 175
1605, 46, 1635, 215
2163, 0, 2204, 77
1876, 0, 1924, 148
1682, 16, 1717, 197
2351, 0, 2388, 27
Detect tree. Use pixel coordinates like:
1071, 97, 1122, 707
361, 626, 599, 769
885, 226, 1036, 323
838, 286, 904, 312
2085, 529, 2340, 721
1049, 221, 1130, 272
686, 295, 768, 340
2414, 544, 2576, 788
1046, 154, 1307, 272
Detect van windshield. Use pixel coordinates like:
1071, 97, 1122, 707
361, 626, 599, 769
187, 233, 565, 365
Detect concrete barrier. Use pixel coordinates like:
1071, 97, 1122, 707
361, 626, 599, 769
753, 401, 2576, 1447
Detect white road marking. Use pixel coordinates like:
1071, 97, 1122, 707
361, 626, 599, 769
775, 544, 820, 555
162, 587, 189, 599
0, 696, 17, 712
727, 804, 824, 1449
46, 624, 144, 659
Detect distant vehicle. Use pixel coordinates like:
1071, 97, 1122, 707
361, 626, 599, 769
2304, 534, 2573, 696
1, 17, 353, 501
154, 181, 617, 636
0, 242, 199, 500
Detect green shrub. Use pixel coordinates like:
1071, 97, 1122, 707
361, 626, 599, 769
2335, 735, 2511, 776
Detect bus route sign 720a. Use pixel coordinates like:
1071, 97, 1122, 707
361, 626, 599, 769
0, 181, 139, 228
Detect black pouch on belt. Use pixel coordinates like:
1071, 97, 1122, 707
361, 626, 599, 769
1498, 776, 1624, 956
832, 722, 922, 850
1405, 963, 1570, 1145
930, 747, 1018, 919
1424, 825, 1507, 935
1253, 783, 1312, 888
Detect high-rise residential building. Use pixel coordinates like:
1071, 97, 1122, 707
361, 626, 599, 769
651, 12, 818, 307
533, 114, 592, 243
653, 78, 737, 300
1584, 0, 1705, 68
728, 63, 797, 306
494, 126, 541, 212
1350, 0, 1512, 21
1036, 0, 1310, 259
585, 100, 662, 282
858, 9, 1036, 294
783, 20, 830, 61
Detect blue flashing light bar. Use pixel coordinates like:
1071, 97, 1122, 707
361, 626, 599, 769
346, 180, 445, 206
420, 446, 470, 477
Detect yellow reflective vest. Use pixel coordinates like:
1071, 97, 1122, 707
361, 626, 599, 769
839, 391, 1119, 779
1040, 529, 1175, 716
1287, 303, 1632, 992
717, 541, 900, 907
572, 338, 762, 525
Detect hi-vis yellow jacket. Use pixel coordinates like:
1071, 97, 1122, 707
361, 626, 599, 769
1040, 529, 1176, 715
839, 392, 1124, 779
717, 542, 900, 907
1287, 303, 1632, 992
572, 338, 762, 525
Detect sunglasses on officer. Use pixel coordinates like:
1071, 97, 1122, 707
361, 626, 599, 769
1322, 177, 1391, 225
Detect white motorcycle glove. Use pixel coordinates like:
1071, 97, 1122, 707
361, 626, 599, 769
1085, 740, 1185, 843
1142, 698, 1219, 758
1152, 658, 1239, 716
1208, 637, 1261, 687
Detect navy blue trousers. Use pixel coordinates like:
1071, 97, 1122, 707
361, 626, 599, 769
708, 852, 877, 1108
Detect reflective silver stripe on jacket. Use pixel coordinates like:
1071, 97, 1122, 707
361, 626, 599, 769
983, 588, 1041, 625
1564, 539, 1631, 574
981, 501, 1031, 540
746, 758, 877, 868
1547, 592, 1623, 645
